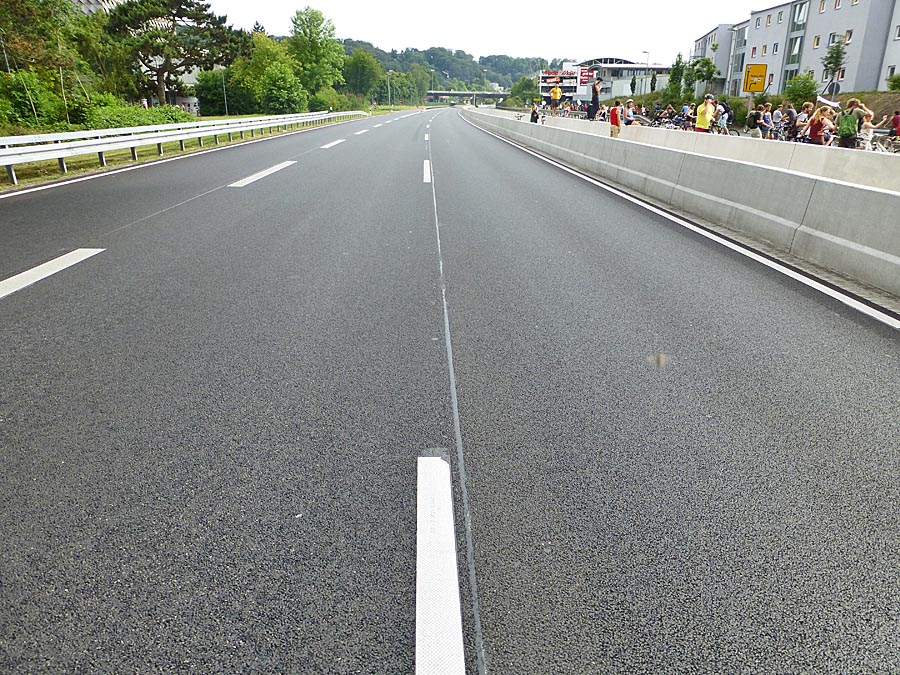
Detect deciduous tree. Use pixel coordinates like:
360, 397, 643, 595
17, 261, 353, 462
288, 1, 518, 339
107, 0, 249, 106
287, 7, 344, 95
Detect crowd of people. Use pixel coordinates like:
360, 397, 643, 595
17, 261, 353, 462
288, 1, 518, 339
529, 84, 900, 150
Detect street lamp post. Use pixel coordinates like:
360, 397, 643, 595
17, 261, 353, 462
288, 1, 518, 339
641, 50, 650, 97
221, 68, 228, 116
387, 70, 394, 111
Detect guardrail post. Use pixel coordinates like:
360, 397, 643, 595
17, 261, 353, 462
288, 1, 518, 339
98, 151, 106, 167
157, 143, 164, 156
214, 134, 219, 145
179, 139, 186, 151
197, 136, 203, 147
4, 144, 17, 185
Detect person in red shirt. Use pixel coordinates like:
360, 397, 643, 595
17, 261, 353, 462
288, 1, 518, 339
891, 110, 900, 137
609, 100, 623, 138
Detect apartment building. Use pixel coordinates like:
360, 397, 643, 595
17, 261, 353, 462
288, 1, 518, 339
70, 0, 126, 14
692, 25, 735, 94
700, 0, 900, 97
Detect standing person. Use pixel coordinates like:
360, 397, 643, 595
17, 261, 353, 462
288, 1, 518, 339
695, 94, 716, 132
891, 110, 900, 136
530, 102, 540, 123
793, 102, 813, 141
589, 77, 602, 120
746, 104, 764, 139
759, 102, 773, 139
609, 99, 623, 138
549, 82, 563, 116
835, 98, 869, 148
783, 101, 798, 139
858, 111, 889, 150
804, 106, 834, 145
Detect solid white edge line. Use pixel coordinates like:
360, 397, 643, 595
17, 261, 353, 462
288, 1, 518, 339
0, 248, 105, 300
320, 139, 346, 149
416, 456, 466, 675
459, 113, 900, 332
423, 160, 432, 184
228, 160, 296, 188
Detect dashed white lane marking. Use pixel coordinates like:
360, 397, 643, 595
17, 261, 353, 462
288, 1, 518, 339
425, 134, 429, 141
416, 456, 466, 675
374, 124, 383, 128
228, 160, 296, 188
354, 129, 369, 135
0, 249, 105, 300
320, 139, 346, 149
423, 160, 432, 184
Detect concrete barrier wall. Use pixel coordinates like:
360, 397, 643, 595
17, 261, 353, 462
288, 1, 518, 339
480, 108, 900, 193
463, 108, 900, 298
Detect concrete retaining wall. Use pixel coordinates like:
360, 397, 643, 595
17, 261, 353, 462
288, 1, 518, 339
481, 108, 900, 193
463, 108, 900, 298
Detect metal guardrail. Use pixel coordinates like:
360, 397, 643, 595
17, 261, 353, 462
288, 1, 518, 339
0, 111, 369, 185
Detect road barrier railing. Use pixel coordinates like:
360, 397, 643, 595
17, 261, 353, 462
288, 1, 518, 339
0, 111, 368, 185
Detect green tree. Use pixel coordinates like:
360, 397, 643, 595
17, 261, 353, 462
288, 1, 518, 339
71, 10, 140, 99
510, 75, 538, 102
689, 57, 720, 94
888, 73, 900, 91
343, 48, 382, 96
0, 0, 75, 70
287, 7, 345, 95
260, 61, 307, 113
820, 42, 846, 85
682, 61, 698, 99
107, 0, 249, 107
408, 63, 431, 104
783, 71, 817, 105
665, 53, 686, 103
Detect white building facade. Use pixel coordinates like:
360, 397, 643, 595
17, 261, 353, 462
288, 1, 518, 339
698, 0, 900, 96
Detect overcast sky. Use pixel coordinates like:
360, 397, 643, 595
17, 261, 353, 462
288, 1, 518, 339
206, 1, 767, 66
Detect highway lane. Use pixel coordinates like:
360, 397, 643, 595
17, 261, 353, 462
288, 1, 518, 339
1, 107, 899, 674
1, 110, 445, 673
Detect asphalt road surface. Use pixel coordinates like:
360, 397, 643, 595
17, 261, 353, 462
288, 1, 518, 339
2, 109, 899, 674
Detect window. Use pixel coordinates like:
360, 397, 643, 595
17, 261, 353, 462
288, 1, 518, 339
768, 74, 774, 85
888, 65, 896, 77
756, 17, 761, 28
823, 70, 830, 82
787, 36, 803, 64
844, 30, 853, 43
766, 14, 772, 26
752, 46, 757, 57
851, 0, 859, 4
813, 35, 821, 48
829, 32, 840, 45
774, 42, 779, 54
792, 1, 809, 31
819, 0, 826, 11
896, 25, 900, 39
762, 44, 768, 56
837, 68, 845, 80
834, 0, 841, 7
778, 11, 784, 22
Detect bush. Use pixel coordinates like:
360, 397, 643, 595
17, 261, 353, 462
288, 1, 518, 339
83, 98, 195, 129
888, 74, 900, 92
500, 96, 526, 108
0, 71, 59, 127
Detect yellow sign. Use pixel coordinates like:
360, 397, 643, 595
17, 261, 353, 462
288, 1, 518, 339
743, 64, 768, 93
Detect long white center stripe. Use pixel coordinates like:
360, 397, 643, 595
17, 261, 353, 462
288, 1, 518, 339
416, 456, 466, 675
0, 248, 105, 300
228, 161, 296, 188
320, 139, 346, 149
